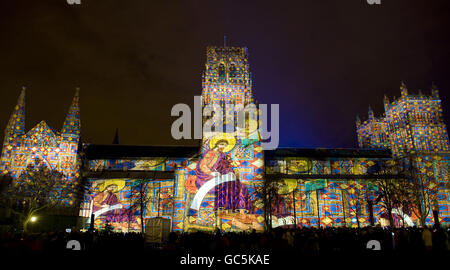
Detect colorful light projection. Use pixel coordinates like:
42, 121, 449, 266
80, 158, 188, 232
264, 157, 444, 228
356, 82, 450, 226
202, 46, 253, 106
357, 82, 450, 157
81, 177, 182, 232
79, 47, 450, 232
0, 88, 81, 205
83, 154, 450, 232
180, 45, 265, 232
183, 131, 265, 232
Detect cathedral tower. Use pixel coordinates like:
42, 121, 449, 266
357, 82, 450, 157
202, 46, 254, 106
183, 45, 265, 232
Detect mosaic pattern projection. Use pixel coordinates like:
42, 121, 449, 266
265, 155, 450, 228
79, 158, 188, 232
357, 82, 450, 157
3, 46, 447, 233
202, 46, 253, 106
79, 47, 450, 232
184, 46, 265, 231
184, 131, 264, 232
0, 88, 81, 205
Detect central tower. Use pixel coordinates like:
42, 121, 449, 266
202, 46, 254, 106
183, 45, 265, 232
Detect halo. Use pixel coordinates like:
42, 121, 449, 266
209, 133, 236, 153
98, 179, 126, 192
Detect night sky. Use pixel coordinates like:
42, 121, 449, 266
0, 0, 449, 148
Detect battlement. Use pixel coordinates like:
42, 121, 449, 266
357, 82, 449, 157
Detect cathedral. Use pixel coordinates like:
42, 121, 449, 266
1, 45, 449, 232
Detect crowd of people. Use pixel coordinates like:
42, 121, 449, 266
162, 226, 450, 254
1, 226, 449, 255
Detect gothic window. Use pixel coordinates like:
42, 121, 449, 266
230, 63, 237, 78
13, 153, 28, 168
218, 64, 225, 78
60, 155, 74, 170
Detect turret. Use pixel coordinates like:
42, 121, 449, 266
4, 87, 26, 142
368, 106, 374, 121
383, 95, 390, 112
356, 115, 361, 127
431, 82, 439, 98
61, 88, 81, 140
400, 81, 408, 98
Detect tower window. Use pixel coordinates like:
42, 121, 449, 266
218, 64, 225, 78
230, 64, 237, 78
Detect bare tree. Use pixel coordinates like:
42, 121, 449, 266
0, 158, 81, 232
0, 173, 13, 193
369, 160, 407, 227
406, 157, 440, 227
127, 179, 152, 234
262, 180, 279, 231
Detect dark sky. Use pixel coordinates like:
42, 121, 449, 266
0, 0, 449, 148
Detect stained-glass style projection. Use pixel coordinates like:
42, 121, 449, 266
183, 132, 265, 232
79, 49, 450, 232
265, 155, 394, 228
0, 88, 81, 205
183, 46, 265, 232
202, 46, 253, 106
357, 82, 450, 157
80, 177, 181, 232
356, 82, 450, 226
79, 157, 189, 232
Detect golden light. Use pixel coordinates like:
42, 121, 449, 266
30, 216, 37, 222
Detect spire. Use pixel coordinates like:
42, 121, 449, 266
368, 106, 374, 121
5, 87, 26, 139
400, 81, 408, 98
383, 95, 390, 112
356, 115, 361, 126
112, 128, 119, 144
61, 88, 80, 138
431, 82, 439, 98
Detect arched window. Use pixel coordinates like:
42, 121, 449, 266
229, 63, 237, 78
218, 63, 225, 78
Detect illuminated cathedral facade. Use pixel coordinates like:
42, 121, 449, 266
357, 81, 450, 157
1, 46, 450, 232
0, 88, 81, 192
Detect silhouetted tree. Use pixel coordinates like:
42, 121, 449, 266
0, 158, 80, 232
406, 156, 440, 227
369, 159, 407, 227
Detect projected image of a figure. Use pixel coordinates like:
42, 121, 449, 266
90, 180, 139, 231
187, 132, 263, 231
190, 136, 251, 213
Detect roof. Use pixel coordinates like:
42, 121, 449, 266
264, 147, 392, 159
83, 144, 392, 160
83, 144, 200, 159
